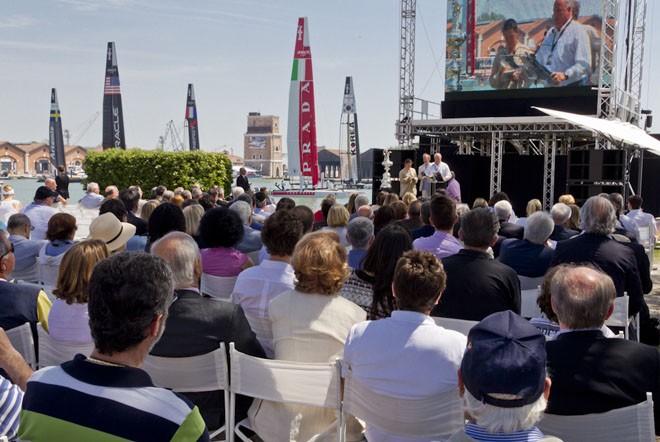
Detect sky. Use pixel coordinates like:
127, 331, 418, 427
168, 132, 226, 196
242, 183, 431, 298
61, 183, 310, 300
1, 0, 658, 158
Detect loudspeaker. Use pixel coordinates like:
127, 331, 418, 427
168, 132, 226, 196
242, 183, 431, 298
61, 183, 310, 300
566, 149, 625, 204
372, 149, 416, 202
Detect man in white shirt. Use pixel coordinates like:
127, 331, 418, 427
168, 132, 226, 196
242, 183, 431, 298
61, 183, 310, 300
627, 195, 657, 240
21, 186, 58, 241
231, 209, 304, 357
79, 182, 104, 209
428, 153, 452, 195
418, 153, 434, 198
343, 250, 466, 442
535, 0, 591, 86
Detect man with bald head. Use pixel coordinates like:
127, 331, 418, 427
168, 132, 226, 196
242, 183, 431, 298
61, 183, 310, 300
551, 195, 647, 320
44, 178, 67, 206
546, 264, 660, 434
535, 0, 591, 86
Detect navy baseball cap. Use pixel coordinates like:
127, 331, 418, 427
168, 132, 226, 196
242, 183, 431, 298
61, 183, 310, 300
34, 186, 58, 201
462, 310, 547, 408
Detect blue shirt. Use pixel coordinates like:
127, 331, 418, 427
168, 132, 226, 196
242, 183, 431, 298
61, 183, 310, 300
348, 248, 367, 270
535, 19, 591, 86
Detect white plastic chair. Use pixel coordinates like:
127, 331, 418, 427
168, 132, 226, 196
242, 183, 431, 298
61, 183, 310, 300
6, 323, 36, 369
227, 342, 343, 442
521, 288, 542, 319
143, 344, 229, 441
201, 273, 238, 301
431, 316, 478, 336
341, 365, 464, 441
604, 294, 639, 341
637, 224, 654, 270
537, 392, 655, 442
36, 323, 94, 368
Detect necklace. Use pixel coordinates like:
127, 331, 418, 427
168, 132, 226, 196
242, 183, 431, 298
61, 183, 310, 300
86, 356, 126, 367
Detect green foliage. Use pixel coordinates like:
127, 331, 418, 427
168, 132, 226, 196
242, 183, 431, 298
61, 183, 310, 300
83, 149, 233, 194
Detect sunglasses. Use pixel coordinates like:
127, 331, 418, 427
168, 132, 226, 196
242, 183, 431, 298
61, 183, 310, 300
0, 243, 14, 261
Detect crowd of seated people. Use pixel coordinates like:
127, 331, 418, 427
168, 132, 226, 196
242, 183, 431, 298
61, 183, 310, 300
0, 181, 659, 441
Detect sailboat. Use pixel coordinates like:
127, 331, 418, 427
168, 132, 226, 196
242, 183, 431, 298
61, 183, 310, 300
49, 88, 66, 171
102, 42, 126, 149
185, 83, 200, 151
339, 76, 361, 185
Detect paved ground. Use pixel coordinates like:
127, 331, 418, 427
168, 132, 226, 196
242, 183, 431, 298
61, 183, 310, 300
646, 263, 660, 318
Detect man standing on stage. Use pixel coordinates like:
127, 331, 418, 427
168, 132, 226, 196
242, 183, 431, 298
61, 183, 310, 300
418, 153, 434, 199
535, 0, 591, 86
236, 167, 251, 193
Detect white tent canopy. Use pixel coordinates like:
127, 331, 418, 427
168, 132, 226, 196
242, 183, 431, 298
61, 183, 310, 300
533, 107, 660, 156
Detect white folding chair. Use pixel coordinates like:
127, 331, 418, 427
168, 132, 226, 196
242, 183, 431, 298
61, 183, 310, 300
538, 392, 655, 442
36, 323, 93, 368
521, 288, 542, 319
604, 294, 639, 340
143, 344, 229, 441
6, 323, 36, 369
341, 365, 464, 441
518, 275, 544, 291
637, 224, 654, 270
431, 316, 478, 336
201, 273, 238, 301
227, 342, 343, 442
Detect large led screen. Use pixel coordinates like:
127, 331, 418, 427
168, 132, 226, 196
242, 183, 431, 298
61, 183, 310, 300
445, 0, 605, 93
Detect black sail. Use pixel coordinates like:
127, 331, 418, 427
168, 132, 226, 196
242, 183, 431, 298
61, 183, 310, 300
186, 83, 200, 151
102, 42, 126, 149
49, 88, 66, 168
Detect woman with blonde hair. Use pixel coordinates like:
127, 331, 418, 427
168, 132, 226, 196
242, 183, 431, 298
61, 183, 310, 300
401, 191, 417, 207
383, 192, 399, 206
48, 240, 109, 343
183, 204, 204, 237
323, 204, 351, 248
248, 230, 365, 441
0, 185, 22, 223
516, 198, 542, 227
140, 200, 159, 223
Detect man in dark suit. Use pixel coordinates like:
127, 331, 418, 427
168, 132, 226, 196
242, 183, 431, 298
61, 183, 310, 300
431, 208, 520, 321
551, 195, 647, 319
498, 212, 554, 277
494, 200, 524, 239
545, 264, 660, 434
396, 200, 423, 233
236, 167, 250, 192
549, 203, 579, 242
120, 188, 147, 236
54, 165, 70, 200
411, 201, 434, 240
150, 231, 265, 432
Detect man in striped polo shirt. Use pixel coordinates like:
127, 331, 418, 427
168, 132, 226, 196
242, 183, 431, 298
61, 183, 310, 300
18, 253, 210, 441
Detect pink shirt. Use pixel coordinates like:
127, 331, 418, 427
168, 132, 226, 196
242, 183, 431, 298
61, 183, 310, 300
201, 247, 248, 277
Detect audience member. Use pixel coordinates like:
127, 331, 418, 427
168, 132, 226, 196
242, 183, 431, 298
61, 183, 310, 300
146, 202, 186, 252
551, 195, 646, 319
312, 195, 336, 230
609, 192, 640, 241
397, 200, 423, 233
323, 205, 351, 248
550, 203, 579, 242
120, 188, 147, 236
248, 231, 365, 442
373, 204, 396, 236
515, 198, 542, 227
231, 210, 303, 357
411, 201, 434, 240
413, 195, 462, 260
7, 214, 47, 283
449, 311, 559, 442
151, 232, 264, 431
104, 185, 119, 199
253, 192, 271, 219
351, 194, 370, 220
0, 186, 20, 223
19, 253, 210, 441
627, 195, 657, 239
229, 201, 263, 254
432, 208, 520, 320
498, 212, 554, 277
21, 186, 58, 241
0, 328, 33, 440
199, 207, 253, 277
383, 192, 399, 207
391, 200, 408, 221
567, 203, 580, 231
343, 250, 466, 442
472, 197, 488, 209
494, 200, 523, 239
340, 224, 412, 320
89, 211, 136, 254
48, 240, 109, 343
99, 198, 145, 252
79, 182, 104, 209
558, 194, 575, 206
401, 191, 417, 207
346, 217, 374, 270
36, 213, 77, 286
182, 204, 204, 241
44, 178, 67, 206
356, 204, 373, 219
446, 171, 461, 203
276, 197, 296, 212
139, 200, 158, 223
545, 265, 660, 434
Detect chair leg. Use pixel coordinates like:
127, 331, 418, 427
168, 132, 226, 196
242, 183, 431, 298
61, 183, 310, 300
234, 419, 254, 442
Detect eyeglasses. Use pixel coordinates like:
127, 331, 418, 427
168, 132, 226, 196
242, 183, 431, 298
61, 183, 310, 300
0, 244, 14, 261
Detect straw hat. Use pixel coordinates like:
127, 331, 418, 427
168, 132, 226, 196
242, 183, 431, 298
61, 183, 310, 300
88, 213, 136, 252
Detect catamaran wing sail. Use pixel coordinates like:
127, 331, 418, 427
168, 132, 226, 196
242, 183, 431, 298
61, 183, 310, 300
287, 17, 319, 186
49, 88, 66, 169
185, 83, 200, 151
340, 76, 361, 183
102, 42, 126, 150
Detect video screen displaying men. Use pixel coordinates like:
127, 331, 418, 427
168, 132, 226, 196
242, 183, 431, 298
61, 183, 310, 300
445, 0, 603, 92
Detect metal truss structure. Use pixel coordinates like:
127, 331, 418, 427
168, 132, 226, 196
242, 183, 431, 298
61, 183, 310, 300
395, 0, 648, 199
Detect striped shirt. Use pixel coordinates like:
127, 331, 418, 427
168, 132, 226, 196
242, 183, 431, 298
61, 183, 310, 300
464, 423, 545, 441
0, 376, 22, 439
19, 354, 209, 442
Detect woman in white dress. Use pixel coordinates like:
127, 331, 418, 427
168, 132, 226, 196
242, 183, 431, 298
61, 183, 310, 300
0, 185, 22, 223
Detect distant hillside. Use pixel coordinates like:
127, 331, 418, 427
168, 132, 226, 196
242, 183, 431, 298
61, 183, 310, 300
448, 0, 603, 23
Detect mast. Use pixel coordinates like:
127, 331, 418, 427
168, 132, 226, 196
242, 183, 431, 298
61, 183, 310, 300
48, 88, 66, 169
185, 83, 200, 150
287, 17, 319, 187
102, 42, 126, 149
341, 76, 361, 183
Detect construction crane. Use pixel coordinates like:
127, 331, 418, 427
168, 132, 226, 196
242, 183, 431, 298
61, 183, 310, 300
156, 120, 185, 151
65, 111, 101, 146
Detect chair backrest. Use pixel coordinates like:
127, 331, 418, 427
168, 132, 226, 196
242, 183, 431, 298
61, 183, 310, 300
341, 367, 464, 439
604, 295, 629, 335
143, 343, 228, 393
247, 250, 260, 265
521, 288, 542, 319
518, 275, 544, 291
431, 316, 478, 336
537, 392, 655, 442
6, 323, 36, 369
36, 323, 94, 369
37, 262, 61, 288
243, 313, 274, 358
201, 273, 238, 301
